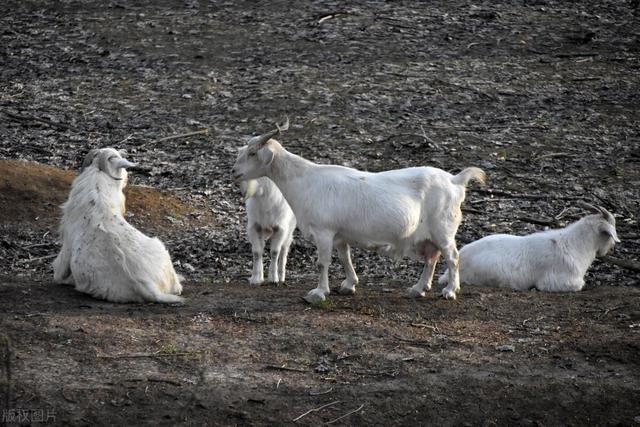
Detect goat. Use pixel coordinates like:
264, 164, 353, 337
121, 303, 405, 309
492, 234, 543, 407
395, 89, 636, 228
438, 203, 620, 292
52, 148, 184, 303
232, 119, 485, 303
239, 177, 296, 284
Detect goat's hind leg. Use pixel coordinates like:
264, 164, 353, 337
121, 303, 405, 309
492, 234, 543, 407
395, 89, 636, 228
441, 244, 461, 300
277, 232, 293, 284
268, 227, 288, 284
336, 241, 358, 295
407, 240, 440, 298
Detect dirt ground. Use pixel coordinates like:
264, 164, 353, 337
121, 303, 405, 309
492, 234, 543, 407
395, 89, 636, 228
1, 0, 639, 425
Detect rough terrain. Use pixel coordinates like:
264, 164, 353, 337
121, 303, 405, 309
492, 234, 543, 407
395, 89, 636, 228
1, 0, 639, 425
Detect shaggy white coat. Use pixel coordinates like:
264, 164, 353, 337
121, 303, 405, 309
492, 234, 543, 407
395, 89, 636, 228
240, 176, 296, 284
53, 148, 183, 303
438, 213, 620, 292
232, 125, 484, 303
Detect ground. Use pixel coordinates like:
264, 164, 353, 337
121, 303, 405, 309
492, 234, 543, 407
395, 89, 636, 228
1, 0, 639, 425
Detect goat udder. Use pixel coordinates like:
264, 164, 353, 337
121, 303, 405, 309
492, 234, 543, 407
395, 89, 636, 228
419, 239, 441, 262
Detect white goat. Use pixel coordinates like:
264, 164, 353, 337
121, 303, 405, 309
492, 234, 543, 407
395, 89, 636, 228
438, 203, 620, 292
52, 148, 184, 303
232, 119, 485, 303
239, 177, 296, 284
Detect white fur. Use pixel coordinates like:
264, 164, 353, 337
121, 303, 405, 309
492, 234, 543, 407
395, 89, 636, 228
53, 148, 184, 303
240, 176, 296, 284
438, 213, 620, 292
232, 131, 484, 303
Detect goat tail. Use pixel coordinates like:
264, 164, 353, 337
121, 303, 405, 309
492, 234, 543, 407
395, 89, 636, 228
451, 167, 485, 187
135, 280, 185, 304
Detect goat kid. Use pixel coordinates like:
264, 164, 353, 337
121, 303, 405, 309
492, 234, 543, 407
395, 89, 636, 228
53, 148, 184, 303
438, 203, 620, 292
232, 119, 485, 303
240, 177, 296, 284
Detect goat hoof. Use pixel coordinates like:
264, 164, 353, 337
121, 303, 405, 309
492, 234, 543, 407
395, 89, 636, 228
441, 289, 457, 300
406, 287, 426, 298
303, 289, 327, 304
249, 278, 264, 285
338, 280, 356, 295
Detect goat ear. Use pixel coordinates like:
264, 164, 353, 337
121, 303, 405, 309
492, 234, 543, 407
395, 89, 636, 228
257, 144, 275, 167
81, 149, 100, 170
599, 222, 620, 243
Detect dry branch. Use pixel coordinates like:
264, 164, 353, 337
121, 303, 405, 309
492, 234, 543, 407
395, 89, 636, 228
264, 364, 308, 373
325, 404, 365, 424
151, 129, 209, 144
1, 110, 77, 132
293, 400, 341, 422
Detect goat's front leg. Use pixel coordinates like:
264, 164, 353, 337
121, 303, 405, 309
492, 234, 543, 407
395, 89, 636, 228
248, 226, 265, 285
336, 241, 358, 295
53, 242, 75, 285
304, 231, 334, 303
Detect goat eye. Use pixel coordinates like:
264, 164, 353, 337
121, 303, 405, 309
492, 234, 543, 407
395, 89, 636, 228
108, 155, 117, 161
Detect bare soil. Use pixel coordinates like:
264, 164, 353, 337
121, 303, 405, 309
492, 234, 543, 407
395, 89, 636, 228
1, 0, 639, 426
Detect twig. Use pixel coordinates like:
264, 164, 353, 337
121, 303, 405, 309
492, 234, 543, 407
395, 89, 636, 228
325, 404, 365, 424
293, 400, 341, 422
19, 253, 58, 263
1, 110, 77, 132
317, 12, 347, 25
264, 364, 308, 373
393, 335, 432, 347
409, 323, 439, 332
151, 129, 209, 144
601, 256, 640, 272
474, 189, 583, 201
309, 387, 334, 396
554, 52, 599, 58
97, 350, 203, 359
517, 216, 557, 226
117, 133, 135, 144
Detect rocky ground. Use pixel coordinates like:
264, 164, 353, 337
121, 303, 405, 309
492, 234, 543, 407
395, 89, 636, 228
1, 0, 639, 425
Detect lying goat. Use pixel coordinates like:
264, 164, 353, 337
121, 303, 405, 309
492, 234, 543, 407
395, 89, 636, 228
53, 148, 184, 303
232, 119, 485, 303
438, 203, 620, 292
240, 177, 296, 284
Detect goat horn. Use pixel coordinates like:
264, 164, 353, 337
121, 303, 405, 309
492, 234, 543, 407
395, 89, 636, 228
598, 206, 616, 224
578, 201, 601, 214
251, 116, 290, 147
578, 201, 615, 223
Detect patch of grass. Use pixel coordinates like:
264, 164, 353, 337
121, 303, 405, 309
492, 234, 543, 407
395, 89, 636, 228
310, 298, 333, 310
157, 342, 181, 354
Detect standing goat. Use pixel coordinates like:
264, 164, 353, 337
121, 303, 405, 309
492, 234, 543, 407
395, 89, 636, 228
53, 148, 184, 303
438, 203, 620, 292
232, 119, 485, 303
240, 177, 296, 284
